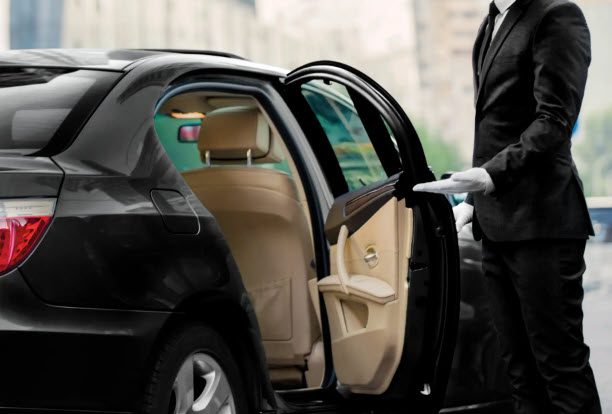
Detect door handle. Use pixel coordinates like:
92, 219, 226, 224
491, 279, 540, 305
364, 247, 379, 268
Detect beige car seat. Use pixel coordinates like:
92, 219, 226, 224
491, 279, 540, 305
182, 106, 322, 387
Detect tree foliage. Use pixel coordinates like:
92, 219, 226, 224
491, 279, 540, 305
414, 123, 465, 178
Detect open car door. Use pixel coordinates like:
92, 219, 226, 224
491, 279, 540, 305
283, 61, 460, 412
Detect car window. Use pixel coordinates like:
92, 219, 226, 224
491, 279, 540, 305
301, 80, 388, 192
0, 67, 119, 155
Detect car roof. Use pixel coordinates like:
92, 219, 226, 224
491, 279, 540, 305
587, 196, 612, 209
0, 49, 289, 76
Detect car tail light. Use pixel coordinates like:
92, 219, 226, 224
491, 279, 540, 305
0, 198, 56, 274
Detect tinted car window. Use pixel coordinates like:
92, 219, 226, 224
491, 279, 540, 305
0, 67, 118, 154
301, 81, 388, 191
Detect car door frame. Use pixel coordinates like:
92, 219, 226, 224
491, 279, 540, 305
280, 61, 461, 412
152, 71, 349, 405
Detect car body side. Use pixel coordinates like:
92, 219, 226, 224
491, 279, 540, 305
1, 55, 290, 412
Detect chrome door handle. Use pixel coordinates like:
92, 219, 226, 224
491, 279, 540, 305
364, 247, 379, 268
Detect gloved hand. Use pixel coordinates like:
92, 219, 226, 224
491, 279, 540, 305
412, 168, 495, 195
453, 202, 474, 233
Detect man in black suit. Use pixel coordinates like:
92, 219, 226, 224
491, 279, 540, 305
413, 0, 601, 412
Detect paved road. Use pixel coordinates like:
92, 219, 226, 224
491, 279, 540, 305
582, 242, 612, 411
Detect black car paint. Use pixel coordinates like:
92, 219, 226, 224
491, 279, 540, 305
0, 268, 168, 411
443, 224, 512, 409
0, 49, 505, 413
0, 156, 63, 197
150, 189, 200, 234
3, 55, 276, 412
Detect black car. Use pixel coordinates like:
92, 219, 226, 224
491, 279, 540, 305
0, 49, 508, 414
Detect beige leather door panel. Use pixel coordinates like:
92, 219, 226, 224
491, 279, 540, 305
319, 196, 413, 394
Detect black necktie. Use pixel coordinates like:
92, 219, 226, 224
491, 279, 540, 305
478, 2, 501, 76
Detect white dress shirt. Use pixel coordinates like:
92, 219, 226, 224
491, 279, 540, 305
492, 0, 517, 39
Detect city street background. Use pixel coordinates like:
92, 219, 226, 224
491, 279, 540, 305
1, 0, 611, 410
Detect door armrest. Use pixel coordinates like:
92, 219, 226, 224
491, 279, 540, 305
318, 275, 395, 304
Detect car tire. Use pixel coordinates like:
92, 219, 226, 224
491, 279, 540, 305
142, 323, 248, 414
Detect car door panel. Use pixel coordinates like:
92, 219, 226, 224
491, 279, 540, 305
318, 178, 413, 394
283, 61, 460, 411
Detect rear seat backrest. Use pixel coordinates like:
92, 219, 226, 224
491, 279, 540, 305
182, 106, 319, 368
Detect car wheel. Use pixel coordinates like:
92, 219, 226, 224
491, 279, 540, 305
143, 323, 248, 414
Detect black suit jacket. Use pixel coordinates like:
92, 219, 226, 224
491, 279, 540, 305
467, 0, 594, 242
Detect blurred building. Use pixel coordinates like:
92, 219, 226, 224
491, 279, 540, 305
259, 0, 491, 163
414, 0, 489, 162
256, 0, 423, 132
0, 0, 9, 50
575, 0, 612, 115
9, 0, 63, 48
61, 0, 422, 102
258, 0, 485, 164
60, 0, 320, 70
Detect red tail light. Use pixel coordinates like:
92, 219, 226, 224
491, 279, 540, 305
0, 199, 56, 274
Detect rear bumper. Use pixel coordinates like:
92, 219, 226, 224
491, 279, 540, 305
0, 269, 170, 412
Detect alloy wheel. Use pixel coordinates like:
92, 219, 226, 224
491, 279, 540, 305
170, 353, 236, 414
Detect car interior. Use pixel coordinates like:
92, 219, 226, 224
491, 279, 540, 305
156, 92, 325, 390
154, 88, 414, 396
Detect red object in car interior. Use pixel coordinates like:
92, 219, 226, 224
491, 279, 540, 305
178, 124, 202, 142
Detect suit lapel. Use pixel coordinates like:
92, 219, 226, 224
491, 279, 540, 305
473, 17, 488, 104
476, 0, 532, 106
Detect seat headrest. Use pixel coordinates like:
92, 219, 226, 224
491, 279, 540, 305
198, 106, 274, 162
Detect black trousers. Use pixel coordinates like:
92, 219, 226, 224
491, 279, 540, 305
482, 238, 601, 414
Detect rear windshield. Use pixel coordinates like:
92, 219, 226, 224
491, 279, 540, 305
0, 67, 120, 155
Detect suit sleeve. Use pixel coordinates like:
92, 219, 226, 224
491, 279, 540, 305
482, 2, 591, 195
465, 193, 474, 206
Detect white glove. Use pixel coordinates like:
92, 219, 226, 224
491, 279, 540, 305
412, 168, 495, 195
453, 202, 474, 233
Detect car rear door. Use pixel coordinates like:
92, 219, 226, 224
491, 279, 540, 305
282, 61, 460, 412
